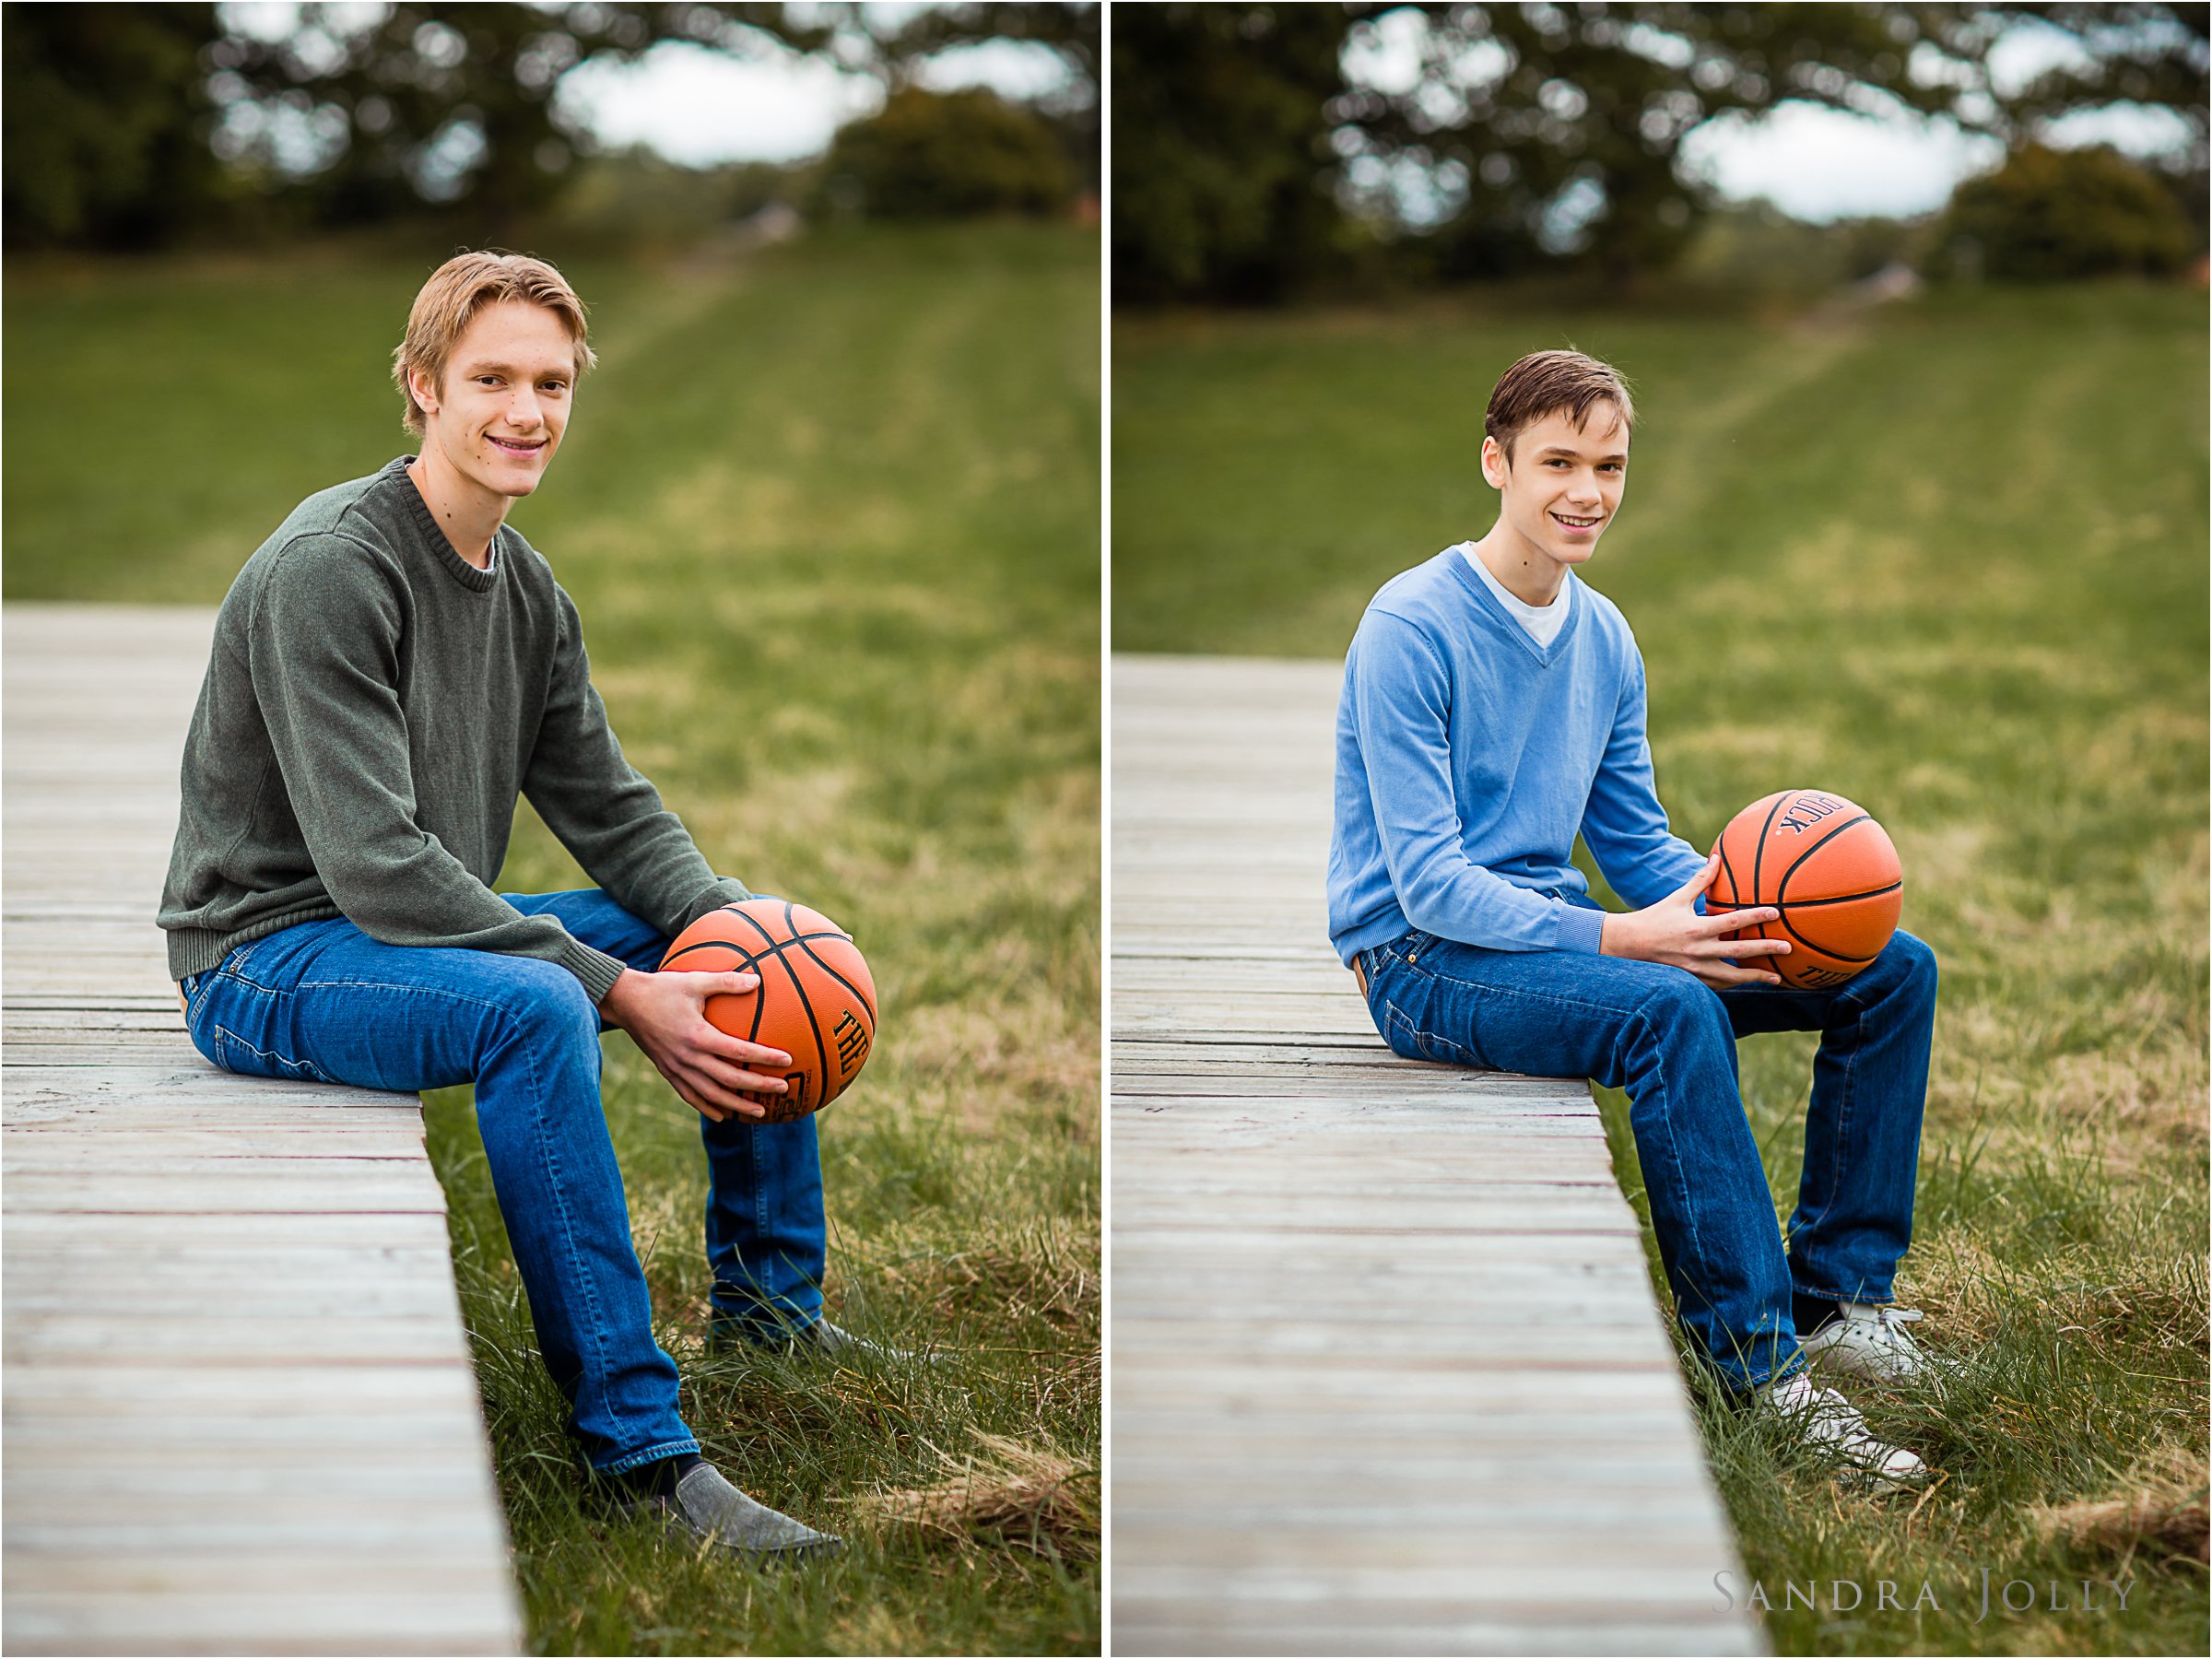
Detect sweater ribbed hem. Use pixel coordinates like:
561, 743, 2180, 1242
1334, 912, 1416, 970
170, 908, 629, 1006
560, 938, 628, 1004
166, 905, 346, 981
1334, 894, 1611, 965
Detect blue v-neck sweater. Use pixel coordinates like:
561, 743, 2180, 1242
1329, 547, 1707, 964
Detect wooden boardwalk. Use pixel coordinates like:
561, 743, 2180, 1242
3, 606, 523, 1655
1111, 654, 1763, 1657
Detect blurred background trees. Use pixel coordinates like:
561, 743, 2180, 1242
824, 87, 1075, 219
1110, 1, 2206, 303
1926, 139, 2198, 276
2, 1, 1100, 252
1111, 5, 1353, 303
3, 3, 235, 247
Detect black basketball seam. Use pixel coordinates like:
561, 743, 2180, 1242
657, 938, 765, 1041
718, 901, 853, 954
726, 905, 781, 952
794, 935, 877, 1034
1716, 831, 1742, 908
1775, 904, 1882, 965
1783, 896, 1900, 961
1770, 898, 1893, 959
777, 942, 831, 1107
1750, 791, 1789, 912
1779, 881, 1901, 911
674, 908, 857, 1065
661, 938, 764, 969
1776, 812, 1874, 904
665, 932, 850, 971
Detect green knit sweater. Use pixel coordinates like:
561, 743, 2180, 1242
158, 457, 748, 1001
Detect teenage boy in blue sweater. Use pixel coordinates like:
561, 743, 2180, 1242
1330, 350, 1946, 1482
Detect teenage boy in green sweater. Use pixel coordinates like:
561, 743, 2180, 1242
160, 252, 841, 1559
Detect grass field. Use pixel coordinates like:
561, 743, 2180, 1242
1115, 283, 2208, 1655
7, 221, 1100, 1655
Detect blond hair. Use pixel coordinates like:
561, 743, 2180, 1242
391, 251, 597, 435
1485, 349, 1635, 464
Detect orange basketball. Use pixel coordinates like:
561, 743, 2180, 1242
658, 899, 877, 1123
1708, 790, 1903, 991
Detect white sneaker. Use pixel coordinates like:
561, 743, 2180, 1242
1801, 1301, 1958, 1390
1753, 1371, 1928, 1484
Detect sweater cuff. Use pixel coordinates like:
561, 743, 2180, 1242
558, 938, 629, 1005
1554, 903, 1607, 956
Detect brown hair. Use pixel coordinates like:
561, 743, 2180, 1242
1485, 349, 1635, 464
391, 251, 598, 435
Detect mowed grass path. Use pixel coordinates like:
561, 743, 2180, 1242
6, 223, 1100, 1654
1115, 285, 2206, 1656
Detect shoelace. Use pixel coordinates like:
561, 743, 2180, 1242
1764, 1376, 1915, 1469
1853, 1302, 1928, 1350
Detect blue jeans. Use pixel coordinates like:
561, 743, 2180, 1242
1359, 924, 1939, 1393
179, 889, 827, 1473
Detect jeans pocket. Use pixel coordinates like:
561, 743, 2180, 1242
193, 972, 331, 1084
204, 1021, 332, 1084
1382, 999, 1482, 1066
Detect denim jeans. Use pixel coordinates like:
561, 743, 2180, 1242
1359, 923, 1938, 1393
179, 888, 827, 1473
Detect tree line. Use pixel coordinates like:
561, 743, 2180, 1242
1112, 2, 2206, 301
3, 2, 1099, 250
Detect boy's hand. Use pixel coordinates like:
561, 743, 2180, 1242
1599, 853, 1791, 990
600, 968, 792, 1123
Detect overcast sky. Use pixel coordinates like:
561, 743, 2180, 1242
559, 13, 2189, 221
216, 2, 2194, 222
555, 34, 1073, 164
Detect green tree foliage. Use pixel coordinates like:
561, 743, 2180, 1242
1341, 3, 1972, 281
1112, 1, 2208, 301
1111, 4, 1356, 304
866, 3, 1100, 188
4, 2, 1097, 249
1991, 3, 2206, 171
824, 87, 1075, 218
2, 2, 231, 248
1931, 142, 2198, 277
205, 4, 830, 236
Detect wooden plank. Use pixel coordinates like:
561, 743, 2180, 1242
5, 1277, 469, 1319
4, 1363, 485, 1413
4, 1169, 448, 1212
3, 1210, 459, 1248
8, 1316, 477, 1363
1109, 654, 1759, 1658
4, 603, 522, 1657
0, 1599, 518, 1659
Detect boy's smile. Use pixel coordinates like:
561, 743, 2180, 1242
1473, 404, 1630, 606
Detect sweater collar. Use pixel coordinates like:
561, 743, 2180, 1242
383, 455, 502, 593
1444, 544, 1582, 666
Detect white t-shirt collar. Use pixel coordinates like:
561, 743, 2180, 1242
1457, 541, 1571, 648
